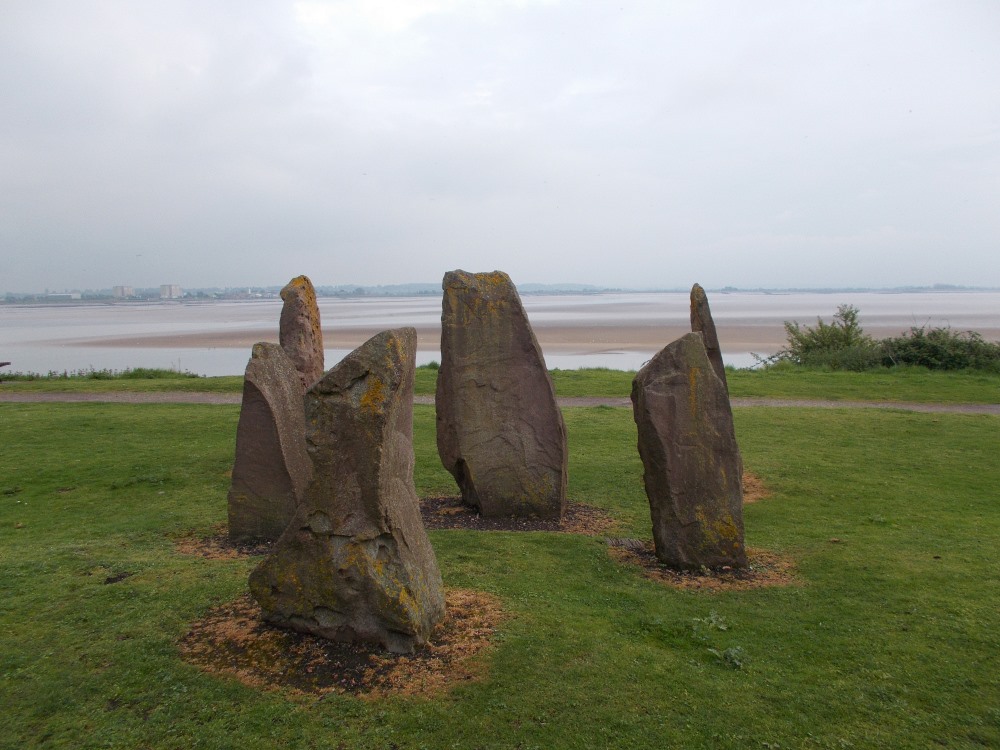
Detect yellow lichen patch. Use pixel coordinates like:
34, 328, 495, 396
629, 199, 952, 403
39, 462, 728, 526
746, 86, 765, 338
479, 271, 509, 288
447, 271, 515, 320
384, 333, 406, 373
687, 365, 700, 417
336, 540, 417, 624
288, 275, 311, 293
359, 376, 386, 414
694, 506, 742, 551
282, 275, 316, 306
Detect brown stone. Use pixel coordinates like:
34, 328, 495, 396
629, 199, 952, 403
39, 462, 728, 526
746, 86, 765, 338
227, 343, 313, 543
436, 270, 567, 519
249, 327, 445, 654
631, 332, 747, 570
279, 275, 324, 391
690, 283, 728, 391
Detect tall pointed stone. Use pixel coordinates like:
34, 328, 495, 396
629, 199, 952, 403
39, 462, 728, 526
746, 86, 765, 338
631, 332, 747, 570
436, 270, 567, 519
690, 283, 728, 391
279, 275, 324, 391
249, 327, 445, 654
228, 343, 313, 543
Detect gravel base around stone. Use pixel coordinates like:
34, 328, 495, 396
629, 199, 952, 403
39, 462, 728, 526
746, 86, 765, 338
178, 588, 507, 698
420, 496, 617, 535
607, 542, 798, 591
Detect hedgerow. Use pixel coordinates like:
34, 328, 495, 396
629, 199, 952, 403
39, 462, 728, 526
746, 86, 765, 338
764, 305, 1000, 372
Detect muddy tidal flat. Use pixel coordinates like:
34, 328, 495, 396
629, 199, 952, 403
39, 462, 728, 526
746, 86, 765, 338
2, 291, 999, 375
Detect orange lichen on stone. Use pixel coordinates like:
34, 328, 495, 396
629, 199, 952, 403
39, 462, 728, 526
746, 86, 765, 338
695, 506, 743, 557
688, 365, 700, 418
359, 376, 386, 414
279, 275, 325, 391
480, 271, 509, 288
437, 269, 567, 520
250, 328, 445, 654
632, 331, 746, 570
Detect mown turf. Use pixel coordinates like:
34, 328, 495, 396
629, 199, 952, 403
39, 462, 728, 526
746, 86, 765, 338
548, 366, 1000, 404
1, 400, 997, 748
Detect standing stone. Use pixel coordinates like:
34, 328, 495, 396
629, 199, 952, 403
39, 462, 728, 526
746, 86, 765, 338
249, 327, 445, 654
228, 343, 313, 543
279, 275, 324, 391
690, 283, 728, 392
436, 270, 567, 519
631, 332, 747, 570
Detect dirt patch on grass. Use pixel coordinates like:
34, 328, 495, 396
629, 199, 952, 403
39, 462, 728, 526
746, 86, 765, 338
171, 523, 273, 560
178, 589, 507, 699
742, 471, 771, 504
606, 541, 798, 591
421, 496, 616, 535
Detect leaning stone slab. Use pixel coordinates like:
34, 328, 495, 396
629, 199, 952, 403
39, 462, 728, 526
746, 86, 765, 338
249, 327, 445, 654
690, 283, 728, 392
228, 343, 313, 544
436, 270, 567, 519
631, 332, 747, 570
279, 275, 324, 391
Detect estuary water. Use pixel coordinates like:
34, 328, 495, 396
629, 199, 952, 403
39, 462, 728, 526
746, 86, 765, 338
1, 291, 998, 376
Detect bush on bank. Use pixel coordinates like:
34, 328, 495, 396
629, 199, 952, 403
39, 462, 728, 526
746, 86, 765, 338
764, 304, 1000, 373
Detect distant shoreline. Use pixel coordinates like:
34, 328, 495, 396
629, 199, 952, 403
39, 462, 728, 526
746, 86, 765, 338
4, 285, 1000, 305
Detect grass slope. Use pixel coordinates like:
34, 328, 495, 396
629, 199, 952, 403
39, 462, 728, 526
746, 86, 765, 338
4, 365, 999, 404
2, 400, 998, 748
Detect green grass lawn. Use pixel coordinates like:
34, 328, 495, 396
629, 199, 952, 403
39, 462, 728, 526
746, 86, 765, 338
1, 399, 998, 749
548, 366, 1000, 404
4, 364, 999, 404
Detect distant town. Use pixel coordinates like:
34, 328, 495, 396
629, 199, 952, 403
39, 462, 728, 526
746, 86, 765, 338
3, 282, 630, 302
2, 281, 996, 304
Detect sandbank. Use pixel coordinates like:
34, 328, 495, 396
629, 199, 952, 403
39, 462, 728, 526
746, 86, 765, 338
64, 321, 983, 356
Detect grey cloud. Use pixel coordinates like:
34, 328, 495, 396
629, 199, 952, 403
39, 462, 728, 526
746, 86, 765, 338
2, 0, 998, 293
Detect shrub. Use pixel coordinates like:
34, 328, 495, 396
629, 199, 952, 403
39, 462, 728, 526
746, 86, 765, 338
880, 327, 1000, 372
797, 344, 884, 372
777, 304, 876, 369
767, 304, 1000, 373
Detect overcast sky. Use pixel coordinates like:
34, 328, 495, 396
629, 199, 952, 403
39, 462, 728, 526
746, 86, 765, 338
2, 0, 998, 293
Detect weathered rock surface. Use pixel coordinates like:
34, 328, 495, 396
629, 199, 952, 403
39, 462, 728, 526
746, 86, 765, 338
690, 283, 728, 391
631, 332, 747, 570
436, 270, 567, 519
228, 343, 313, 543
249, 327, 445, 654
279, 275, 324, 391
